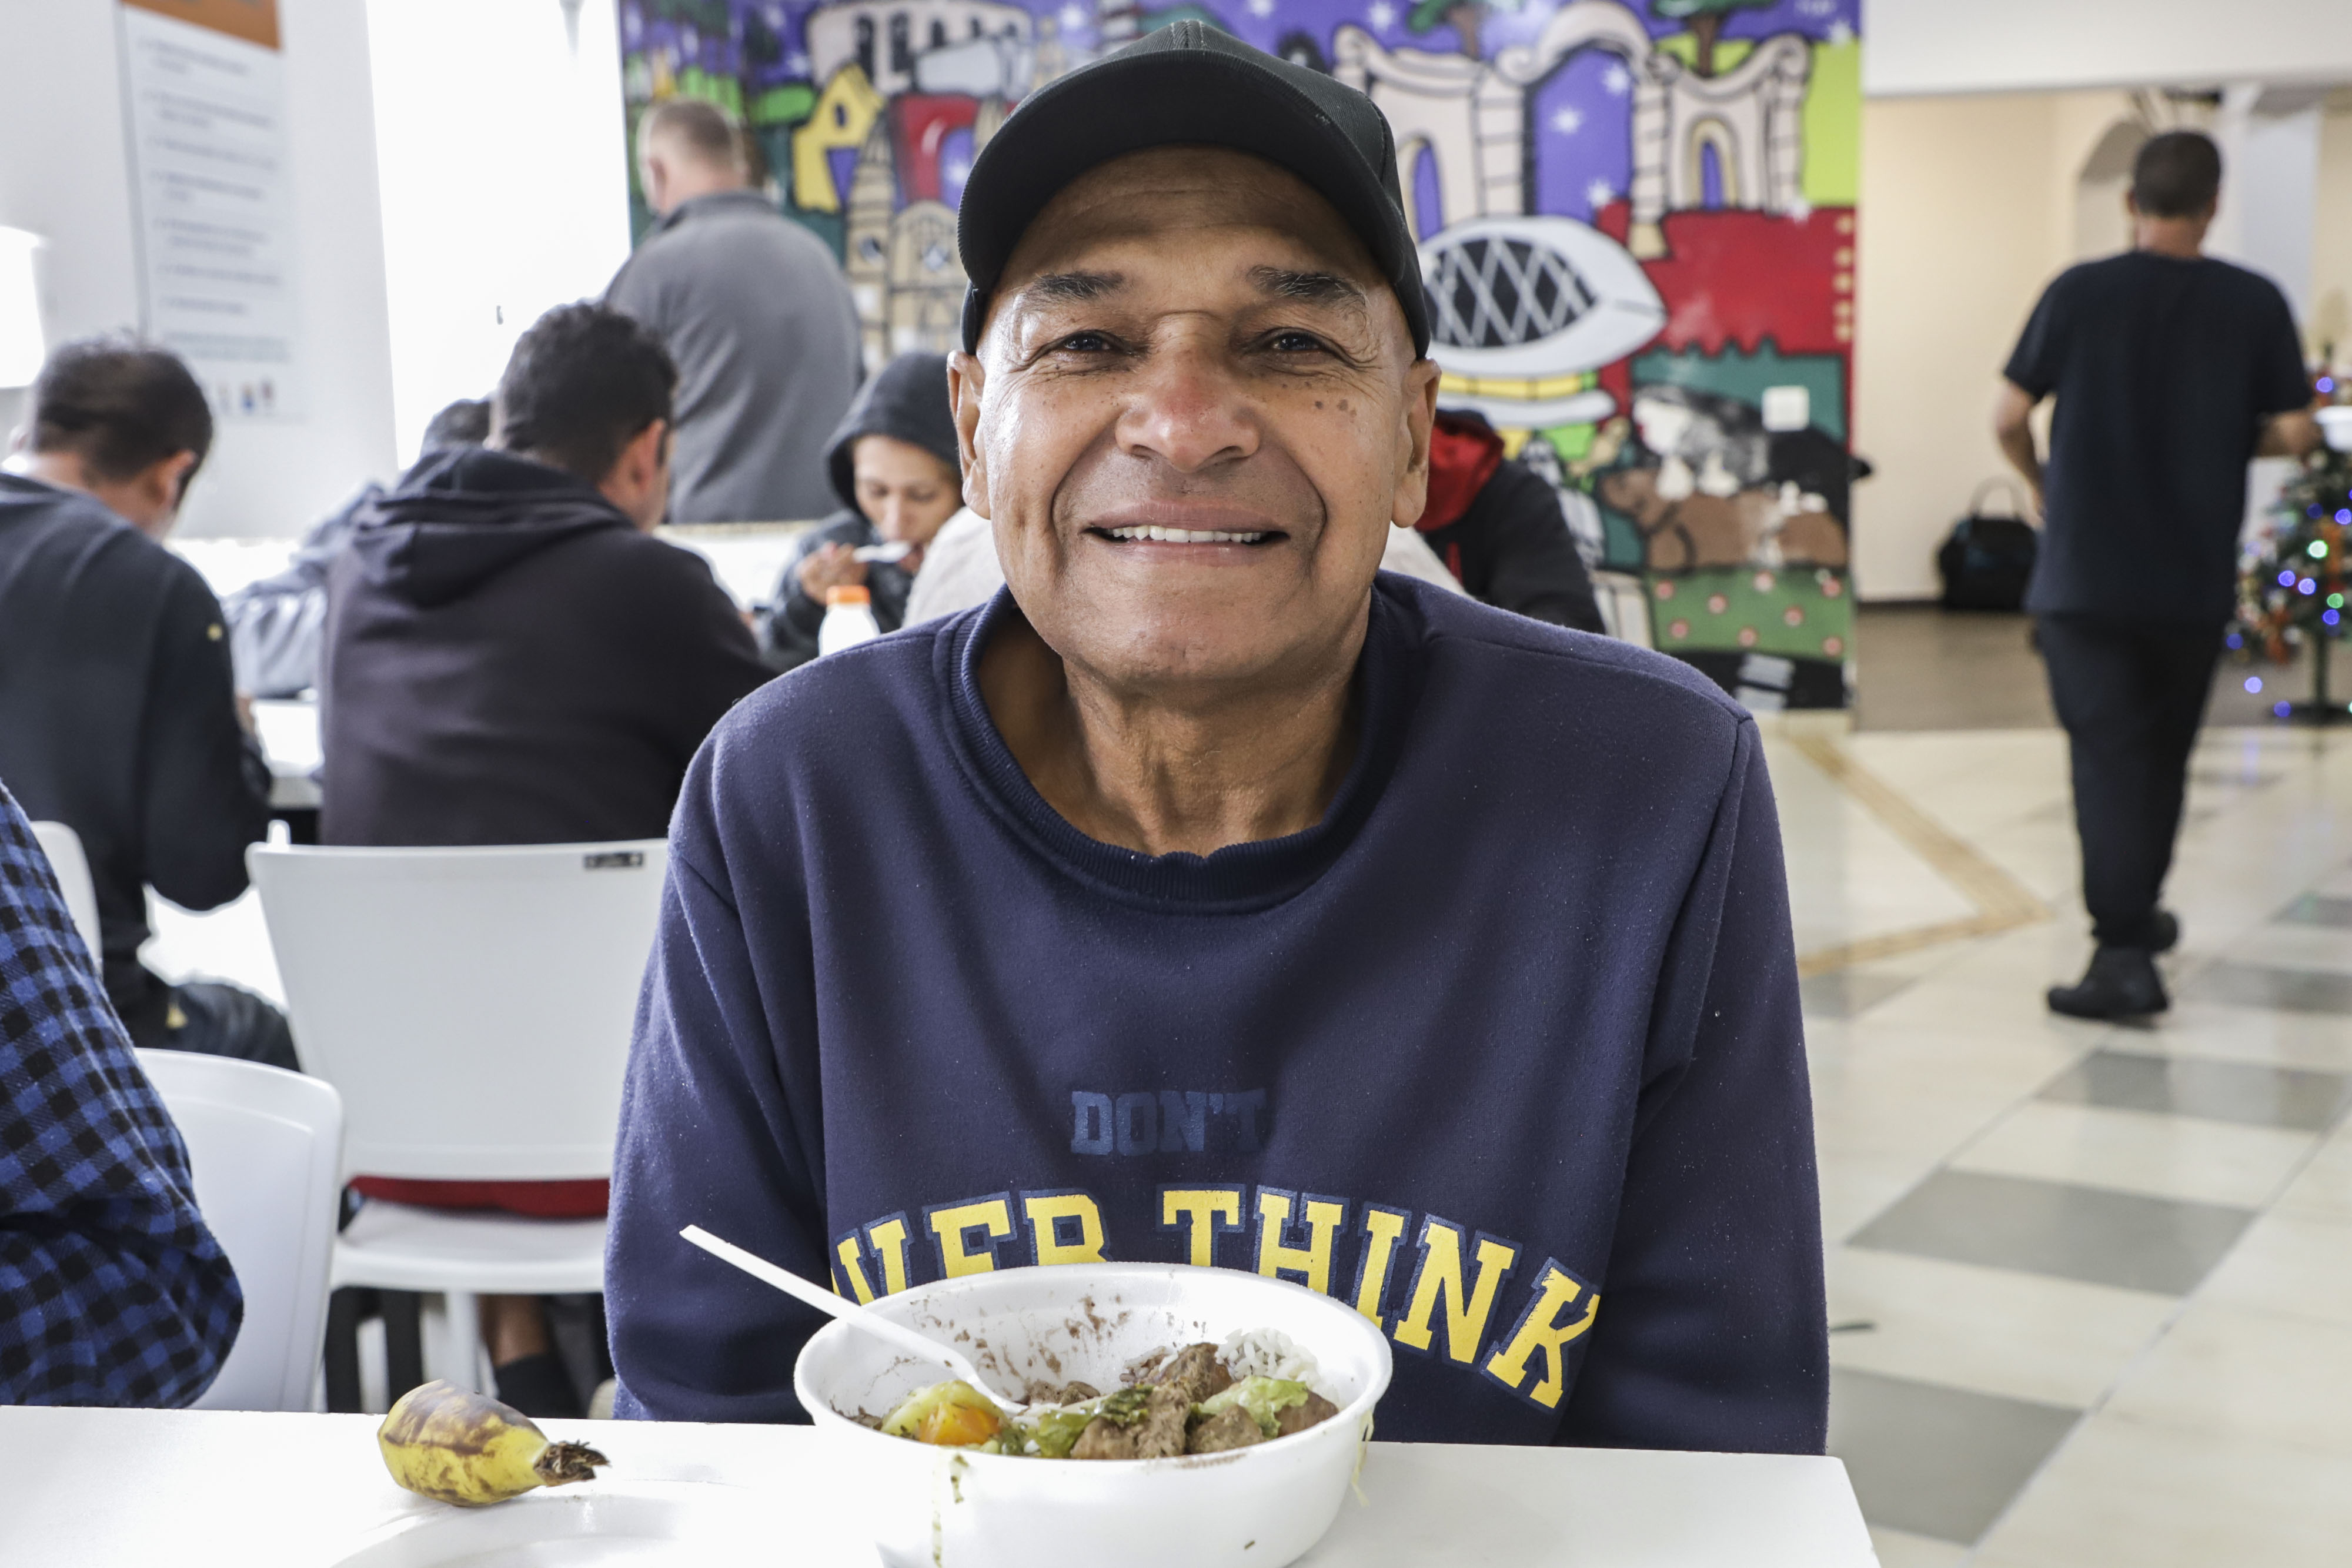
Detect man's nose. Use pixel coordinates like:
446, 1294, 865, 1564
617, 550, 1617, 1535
1115, 339, 1258, 474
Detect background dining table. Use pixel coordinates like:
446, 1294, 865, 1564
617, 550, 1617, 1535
0, 1406, 1875, 1566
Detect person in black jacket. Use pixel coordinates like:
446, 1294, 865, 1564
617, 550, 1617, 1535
319, 302, 770, 1417
760, 352, 963, 670
0, 337, 292, 1069
1414, 409, 1603, 633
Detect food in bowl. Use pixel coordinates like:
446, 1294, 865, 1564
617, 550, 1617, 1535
866, 1330, 1342, 1459
794, 1263, 1393, 1568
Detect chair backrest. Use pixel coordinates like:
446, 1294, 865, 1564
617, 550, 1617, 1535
28, 820, 102, 961
135, 1050, 343, 1412
246, 841, 667, 1182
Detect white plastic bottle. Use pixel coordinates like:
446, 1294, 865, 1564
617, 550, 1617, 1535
818, 583, 882, 657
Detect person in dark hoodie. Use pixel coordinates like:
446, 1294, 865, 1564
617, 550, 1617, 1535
759, 351, 962, 670
1416, 408, 1603, 633
319, 300, 770, 1416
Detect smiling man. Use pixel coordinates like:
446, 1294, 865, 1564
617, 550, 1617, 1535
606, 26, 1826, 1450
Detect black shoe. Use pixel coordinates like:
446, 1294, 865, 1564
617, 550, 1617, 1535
2151, 910, 2180, 954
2048, 946, 2169, 1019
491, 1350, 583, 1418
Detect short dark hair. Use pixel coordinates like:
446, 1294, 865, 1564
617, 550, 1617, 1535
492, 303, 676, 483
2132, 131, 2222, 219
421, 397, 491, 453
640, 97, 744, 171
28, 336, 213, 484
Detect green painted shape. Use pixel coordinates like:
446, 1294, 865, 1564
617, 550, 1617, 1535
1631, 341, 1848, 442
674, 68, 744, 116
750, 83, 816, 128
1802, 41, 1861, 207
1648, 566, 1853, 661
1538, 423, 1596, 463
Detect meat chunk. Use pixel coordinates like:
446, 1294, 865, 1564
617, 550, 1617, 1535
1147, 1342, 1234, 1405
1071, 1385, 1191, 1460
1025, 1379, 1100, 1406
1273, 1390, 1341, 1438
1185, 1405, 1265, 1455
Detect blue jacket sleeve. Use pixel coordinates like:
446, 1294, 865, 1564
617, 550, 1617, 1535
1555, 720, 1829, 1452
605, 749, 833, 1422
0, 786, 243, 1406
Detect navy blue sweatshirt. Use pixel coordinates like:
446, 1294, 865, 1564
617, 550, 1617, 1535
606, 576, 1826, 1450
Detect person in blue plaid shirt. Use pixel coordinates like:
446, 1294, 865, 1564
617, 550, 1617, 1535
1, 781, 241, 1405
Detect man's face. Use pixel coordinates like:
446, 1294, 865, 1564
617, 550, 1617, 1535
951, 147, 1436, 697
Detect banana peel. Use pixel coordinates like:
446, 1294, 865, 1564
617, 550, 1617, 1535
377, 1379, 609, 1506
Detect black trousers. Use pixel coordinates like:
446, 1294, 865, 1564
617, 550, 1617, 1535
2036, 615, 2225, 950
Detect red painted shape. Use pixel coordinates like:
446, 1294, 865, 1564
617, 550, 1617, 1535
891, 93, 980, 203
1595, 201, 1856, 359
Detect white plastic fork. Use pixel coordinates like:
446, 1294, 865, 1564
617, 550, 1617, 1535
679, 1223, 1029, 1416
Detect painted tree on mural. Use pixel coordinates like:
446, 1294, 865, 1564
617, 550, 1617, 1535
1651, 0, 1775, 76
1404, 0, 1525, 60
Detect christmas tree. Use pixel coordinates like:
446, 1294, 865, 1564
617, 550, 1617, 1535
2238, 443, 2352, 721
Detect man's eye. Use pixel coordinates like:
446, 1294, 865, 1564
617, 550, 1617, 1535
1267, 330, 1331, 355
1054, 331, 1115, 353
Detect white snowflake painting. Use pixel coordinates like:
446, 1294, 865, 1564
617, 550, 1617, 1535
1551, 106, 1583, 137
1367, 0, 1397, 31
1585, 177, 1616, 210
1601, 61, 1632, 96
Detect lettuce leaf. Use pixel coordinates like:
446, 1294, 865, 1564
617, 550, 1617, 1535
1193, 1376, 1312, 1438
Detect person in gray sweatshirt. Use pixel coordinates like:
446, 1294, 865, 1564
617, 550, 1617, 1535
607, 98, 861, 523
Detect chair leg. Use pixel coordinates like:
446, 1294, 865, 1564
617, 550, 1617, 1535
417, 1290, 483, 1393
382, 1290, 426, 1403
323, 1287, 370, 1413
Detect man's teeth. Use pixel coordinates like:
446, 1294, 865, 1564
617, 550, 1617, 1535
1102, 526, 1269, 543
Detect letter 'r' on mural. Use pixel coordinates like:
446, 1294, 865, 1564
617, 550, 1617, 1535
617, 0, 1862, 707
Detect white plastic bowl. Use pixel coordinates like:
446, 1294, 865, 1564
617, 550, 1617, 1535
793, 1263, 1393, 1568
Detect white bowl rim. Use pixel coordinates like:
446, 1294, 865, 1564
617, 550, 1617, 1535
795, 1262, 1395, 1471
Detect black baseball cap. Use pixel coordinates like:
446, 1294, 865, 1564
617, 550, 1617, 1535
956, 22, 1431, 357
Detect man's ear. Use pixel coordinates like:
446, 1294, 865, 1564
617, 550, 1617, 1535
947, 350, 991, 520
1390, 359, 1441, 529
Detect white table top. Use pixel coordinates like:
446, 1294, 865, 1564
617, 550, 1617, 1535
0, 1407, 1874, 1567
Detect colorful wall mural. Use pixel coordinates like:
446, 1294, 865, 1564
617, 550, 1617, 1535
618, 0, 1861, 707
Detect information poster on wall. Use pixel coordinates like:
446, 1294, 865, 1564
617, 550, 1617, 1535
118, 0, 302, 420
620, 0, 1859, 707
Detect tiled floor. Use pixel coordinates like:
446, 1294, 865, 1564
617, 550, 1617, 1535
136, 664, 2352, 1564
1765, 722, 2352, 1567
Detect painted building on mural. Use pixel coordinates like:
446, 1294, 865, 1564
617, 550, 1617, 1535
617, 0, 1860, 707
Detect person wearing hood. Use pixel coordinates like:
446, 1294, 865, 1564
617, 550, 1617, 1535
320, 302, 769, 851
319, 302, 769, 1419
1414, 409, 1603, 634
759, 352, 963, 671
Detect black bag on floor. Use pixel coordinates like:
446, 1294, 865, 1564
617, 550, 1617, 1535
1937, 481, 2039, 611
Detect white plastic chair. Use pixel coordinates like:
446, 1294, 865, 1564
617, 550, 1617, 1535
135, 1050, 345, 1412
29, 820, 102, 961
247, 840, 666, 1389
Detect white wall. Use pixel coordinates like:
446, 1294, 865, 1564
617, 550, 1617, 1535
1869, 0, 2352, 98
0, 0, 397, 539
365, 0, 633, 468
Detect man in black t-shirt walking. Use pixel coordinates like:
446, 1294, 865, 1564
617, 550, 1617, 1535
1996, 131, 2319, 1018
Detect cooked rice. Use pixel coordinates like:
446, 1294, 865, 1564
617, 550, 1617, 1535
1221, 1327, 1318, 1387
